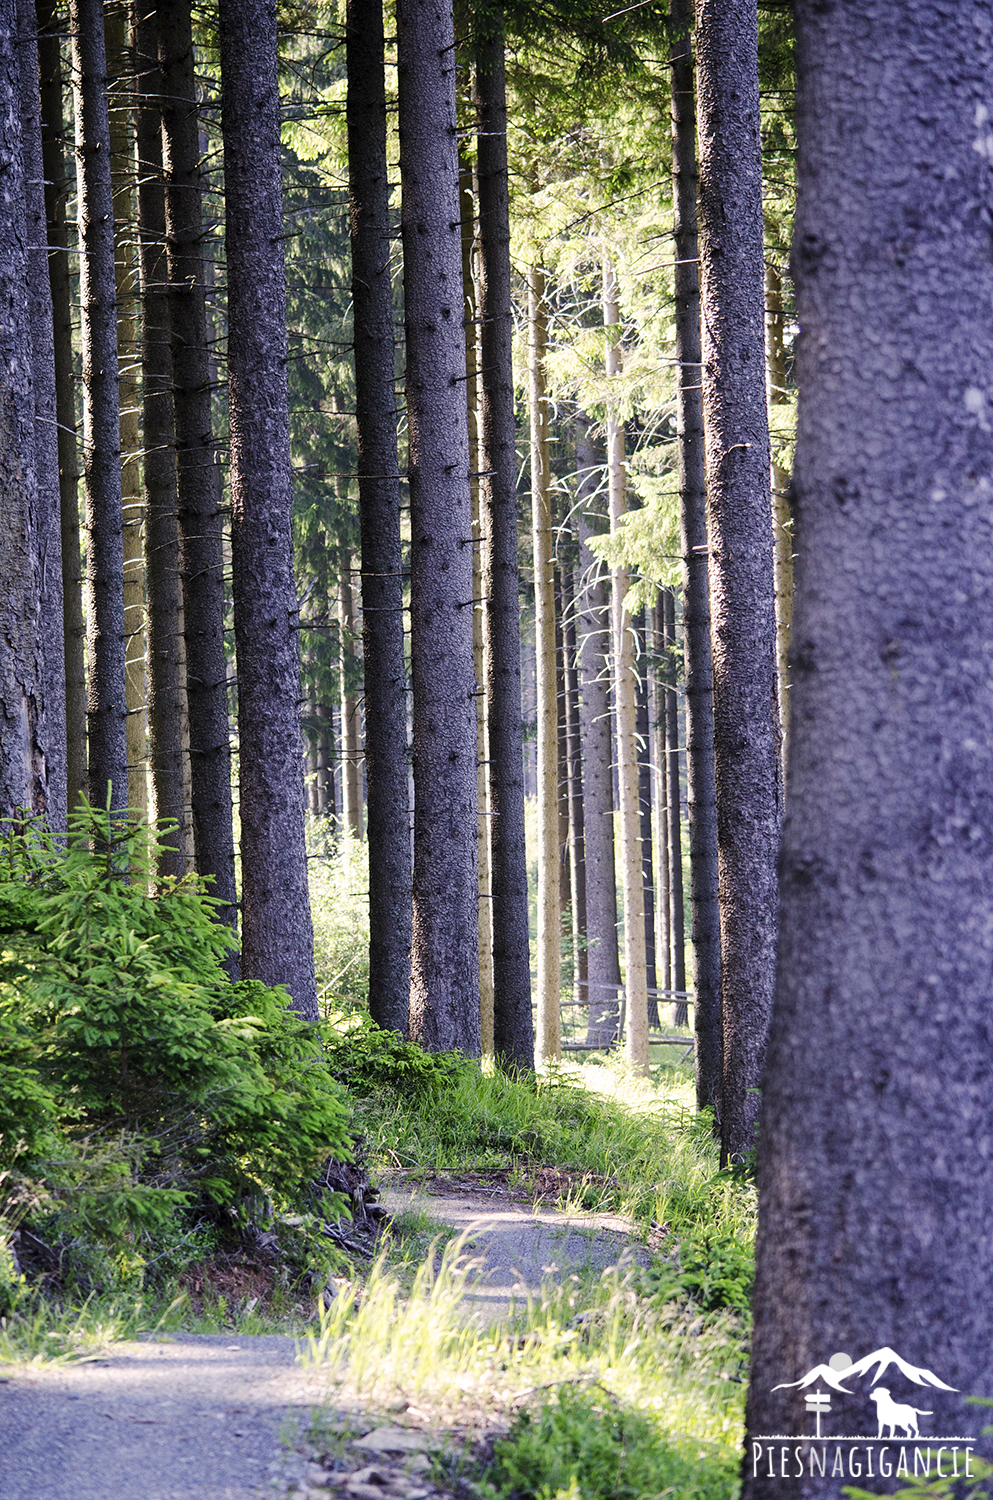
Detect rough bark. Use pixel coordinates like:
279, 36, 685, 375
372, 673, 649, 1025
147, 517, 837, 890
576, 418, 621, 1046
70, 0, 128, 814
158, 0, 236, 918
650, 600, 671, 1002
634, 611, 658, 1025
20, 0, 65, 828
744, 2, 993, 1488
135, 1, 188, 876
337, 562, 363, 842
219, 0, 316, 1019
529, 266, 561, 1067
347, 0, 412, 1034
555, 568, 571, 921
662, 588, 687, 1018
696, 0, 781, 1162
562, 559, 588, 1009
397, 0, 479, 1055
766, 261, 793, 785
670, 0, 721, 1111
475, 24, 533, 1070
603, 258, 648, 1076
37, 0, 85, 816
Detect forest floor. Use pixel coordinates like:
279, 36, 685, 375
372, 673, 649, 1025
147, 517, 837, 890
0, 1180, 653, 1500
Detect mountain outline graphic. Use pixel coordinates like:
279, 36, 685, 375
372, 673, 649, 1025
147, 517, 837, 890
773, 1346, 957, 1395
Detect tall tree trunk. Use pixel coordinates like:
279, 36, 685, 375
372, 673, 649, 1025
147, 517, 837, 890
158, 0, 236, 919
105, 1, 147, 818
766, 261, 793, 785
38, 0, 84, 816
397, 0, 479, 1055
555, 568, 571, 923
745, 2, 993, 1481
576, 418, 621, 1047
603, 258, 648, 1076
562, 559, 588, 1010
634, 612, 659, 1026
338, 562, 363, 841
650, 601, 671, 1006
347, 0, 411, 1033
662, 588, 687, 1020
219, 0, 317, 1019
135, 1, 188, 876
529, 265, 560, 1067
695, 0, 781, 1163
670, 0, 721, 1111
475, 23, 533, 1070
20, 0, 66, 828
71, 0, 128, 813
459, 151, 494, 1053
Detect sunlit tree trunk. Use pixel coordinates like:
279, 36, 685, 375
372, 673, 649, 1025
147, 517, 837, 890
662, 588, 687, 1020
766, 261, 793, 786
635, 611, 658, 1026
650, 603, 671, 1007
562, 558, 588, 1009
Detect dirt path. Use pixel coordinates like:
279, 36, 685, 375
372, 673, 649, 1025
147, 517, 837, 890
0, 1188, 647, 1498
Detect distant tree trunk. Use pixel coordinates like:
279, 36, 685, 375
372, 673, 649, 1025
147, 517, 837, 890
662, 588, 687, 1020
670, 0, 721, 1111
347, 0, 411, 1033
158, 0, 236, 920
745, 1, 993, 1478
529, 265, 561, 1067
555, 567, 571, 924
105, 1, 147, 818
634, 612, 659, 1026
475, 23, 533, 1070
38, 0, 84, 816
135, 1, 188, 877
20, 0, 66, 828
338, 562, 363, 841
397, 0, 479, 1055
562, 560, 588, 1009
603, 257, 648, 1076
766, 261, 793, 785
576, 418, 621, 1047
70, 0, 128, 813
650, 604, 671, 1004
219, 0, 317, 1019
695, 0, 781, 1163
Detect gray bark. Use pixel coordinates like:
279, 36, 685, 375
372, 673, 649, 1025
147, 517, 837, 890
219, 0, 316, 1019
662, 588, 686, 1016
744, 2, 993, 1488
70, 0, 128, 813
562, 558, 588, 1009
475, 24, 533, 1071
37, 0, 85, 816
670, 0, 721, 1112
696, 0, 781, 1163
338, 562, 363, 841
650, 601, 671, 1002
635, 611, 658, 1025
397, 0, 479, 1055
158, 0, 236, 919
576, 418, 621, 1046
347, 0, 412, 1034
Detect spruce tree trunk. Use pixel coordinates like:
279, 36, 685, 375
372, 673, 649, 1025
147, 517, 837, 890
695, 0, 781, 1163
562, 560, 588, 1009
745, 2, 993, 1484
338, 562, 363, 841
555, 569, 571, 923
663, 587, 687, 1019
635, 611, 658, 1025
670, 0, 721, 1112
19, 0, 66, 828
576, 418, 621, 1047
397, 0, 479, 1055
347, 0, 411, 1034
135, 2, 188, 876
158, 0, 236, 919
475, 24, 533, 1070
766, 262, 793, 784
219, 0, 317, 1019
650, 602, 672, 1004
38, 0, 85, 815
603, 258, 648, 1076
529, 266, 561, 1067
70, 0, 128, 814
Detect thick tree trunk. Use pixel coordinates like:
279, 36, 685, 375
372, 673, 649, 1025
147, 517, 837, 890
219, 0, 317, 1019
135, 2, 188, 876
158, 0, 236, 919
766, 262, 793, 785
603, 258, 648, 1076
695, 0, 781, 1163
529, 266, 561, 1067
37, 0, 84, 816
745, 2, 993, 1486
338, 562, 363, 841
670, 0, 721, 1111
576, 418, 621, 1047
70, 0, 128, 813
475, 25, 533, 1070
19, 0, 65, 828
347, 0, 411, 1034
398, 0, 479, 1055
662, 588, 687, 1019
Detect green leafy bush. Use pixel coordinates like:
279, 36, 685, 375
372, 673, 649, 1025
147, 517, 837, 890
321, 1007, 462, 1098
644, 1225, 754, 1313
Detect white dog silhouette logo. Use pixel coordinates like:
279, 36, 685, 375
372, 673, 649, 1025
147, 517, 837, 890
871, 1387, 932, 1439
